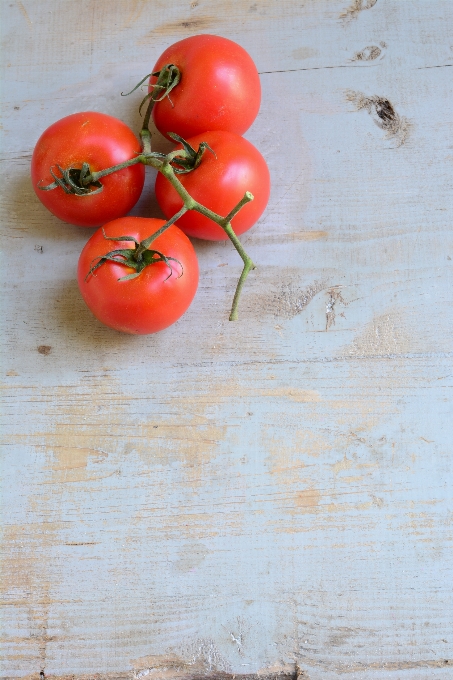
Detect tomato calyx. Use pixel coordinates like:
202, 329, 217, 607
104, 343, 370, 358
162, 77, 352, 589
37, 153, 159, 197
166, 133, 216, 174
86, 228, 183, 283
35, 130, 212, 198
38, 163, 104, 196
122, 64, 181, 113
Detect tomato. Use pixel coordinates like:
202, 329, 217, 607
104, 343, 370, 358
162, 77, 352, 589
77, 217, 199, 334
31, 112, 145, 227
150, 35, 261, 140
155, 130, 270, 241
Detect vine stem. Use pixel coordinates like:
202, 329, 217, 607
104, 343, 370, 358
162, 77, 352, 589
154, 156, 255, 321
87, 155, 145, 183
84, 73, 257, 321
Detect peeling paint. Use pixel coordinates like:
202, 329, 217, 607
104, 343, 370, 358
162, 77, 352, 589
346, 90, 411, 145
341, 0, 378, 20
345, 310, 412, 357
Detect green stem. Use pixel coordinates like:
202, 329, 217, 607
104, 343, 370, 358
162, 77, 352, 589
83, 75, 257, 320
139, 206, 188, 253
141, 129, 152, 155
82, 155, 145, 185
142, 64, 180, 129
225, 235, 255, 321
142, 92, 155, 132
81, 145, 256, 318
155, 162, 256, 321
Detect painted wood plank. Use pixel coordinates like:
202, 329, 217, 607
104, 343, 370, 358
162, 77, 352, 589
1, 1, 452, 678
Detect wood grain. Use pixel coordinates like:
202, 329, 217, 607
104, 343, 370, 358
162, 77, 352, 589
1, 1, 452, 679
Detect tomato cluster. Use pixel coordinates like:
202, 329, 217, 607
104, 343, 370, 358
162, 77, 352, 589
31, 35, 269, 334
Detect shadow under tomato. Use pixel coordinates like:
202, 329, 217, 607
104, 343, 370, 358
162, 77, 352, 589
9, 171, 93, 243
54, 279, 144, 346
9, 145, 242, 353
50, 277, 204, 359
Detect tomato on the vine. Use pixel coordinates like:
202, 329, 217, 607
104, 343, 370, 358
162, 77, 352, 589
77, 217, 199, 334
150, 35, 261, 140
31, 112, 145, 227
155, 130, 270, 241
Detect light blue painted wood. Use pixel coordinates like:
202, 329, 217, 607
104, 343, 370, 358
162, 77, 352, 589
1, 1, 452, 678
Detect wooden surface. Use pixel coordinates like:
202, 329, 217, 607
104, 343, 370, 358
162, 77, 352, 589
1, 1, 453, 678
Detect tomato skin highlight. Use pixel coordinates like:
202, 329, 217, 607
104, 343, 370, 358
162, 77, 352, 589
31, 112, 145, 227
77, 217, 199, 334
150, 35, 261, 140
155, 131, 270, 241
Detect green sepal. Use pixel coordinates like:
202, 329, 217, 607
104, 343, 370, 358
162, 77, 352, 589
117, 270, 143, 281
85, 240, 184, 284
38, 164, 103, 196
122, 65, 180, 109
168, 133, 197, 158
167, 134, 216, 174
121, 73, 154, 97
86, 249, 138, 280
101, 228, 140, 246
138, 91, 155, 116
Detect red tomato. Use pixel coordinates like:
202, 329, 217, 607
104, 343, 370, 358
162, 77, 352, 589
77, 217, 199, 334
150, 35, 261, 140
155, 131, 270, 241
31, 112, 145, 227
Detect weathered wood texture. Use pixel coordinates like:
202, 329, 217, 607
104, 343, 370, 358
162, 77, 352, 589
1, 1, 452, 679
